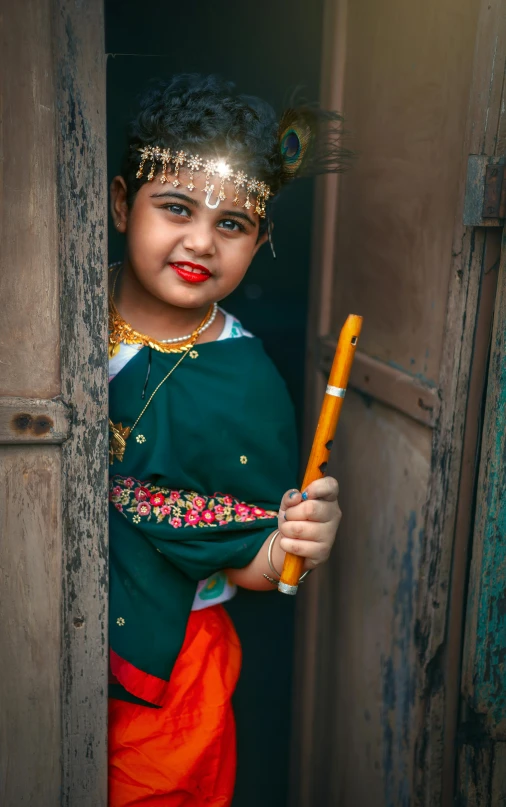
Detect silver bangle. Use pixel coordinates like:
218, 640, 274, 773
267, 529, 282, 578
263, 529, 313, 586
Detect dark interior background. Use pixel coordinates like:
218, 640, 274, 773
105, 2, 324, 802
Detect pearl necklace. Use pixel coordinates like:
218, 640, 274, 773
160, 302, 217, 342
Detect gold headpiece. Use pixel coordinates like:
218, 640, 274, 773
135, 146, 271, 218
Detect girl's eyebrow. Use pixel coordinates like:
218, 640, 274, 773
150, 190, 199, 206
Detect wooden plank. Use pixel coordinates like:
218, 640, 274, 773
492, 744, 506, 806
462, 238, 506, 738
455, 28, 506, 807
0, 396, 71, 444
0, 448, 62, 805
0, 0, 64, 801
319, 340, 440, 427
52, 0, 109, 803
415, 227, 500, 807
293, 0, 350, 800
0, 0, 60, 398
310, 392, 432, 806
439, 229, 501, 804
456, 742, 493, 807
328, 0, 482, 385
294, 0, 504, 804
414, 3, 506, 805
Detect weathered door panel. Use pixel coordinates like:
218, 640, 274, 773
0, 1, 108, 803
292, 0, 506, 804
322, 397, 431, 805
459, 230, 506, 804
330, 0, 482, 381
0, 448, 62, 803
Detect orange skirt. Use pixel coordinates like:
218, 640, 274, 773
108, 605, 242, 807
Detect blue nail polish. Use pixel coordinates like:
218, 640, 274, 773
289, 490, 298, 499
283, 513, 287, 520
301, 491, 308, 501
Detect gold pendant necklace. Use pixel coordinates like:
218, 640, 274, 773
108, 265, 206, 464
109, 345, 192, 464
109, 422, 131, 464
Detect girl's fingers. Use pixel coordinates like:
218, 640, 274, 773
279, 519, 322, 542
284, 497, 338, 524
278, 489, 302, 525
302, 476, 339, 502
280, 488, 302, 511
278, 480, 341, 531
278, 534, 331, 564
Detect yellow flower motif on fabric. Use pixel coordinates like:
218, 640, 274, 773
132, 514, 141, 524
240, 455, 248, 464
136, 434, 146, 444
189, 350, 199, 359
116, 617, 125, 626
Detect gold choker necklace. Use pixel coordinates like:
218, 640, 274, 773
108, 266, 216, 358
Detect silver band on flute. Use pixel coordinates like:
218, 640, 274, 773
326, 385, 346, 398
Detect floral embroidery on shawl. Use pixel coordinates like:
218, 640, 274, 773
110, 476, 277, 528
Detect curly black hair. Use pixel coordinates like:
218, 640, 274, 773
123, 74, 284, 215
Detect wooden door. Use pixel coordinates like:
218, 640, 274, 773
0, 1, 108, 803
291, 0, 506, 804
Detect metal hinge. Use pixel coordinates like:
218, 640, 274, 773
482, 164, 506, 219
463, 156, 506, 226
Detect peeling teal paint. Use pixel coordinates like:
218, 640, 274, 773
468, 274, 506, 726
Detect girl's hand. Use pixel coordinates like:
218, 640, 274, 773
225, 477, 341, 590
277, 477, 341, 571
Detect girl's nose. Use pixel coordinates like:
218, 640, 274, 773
182, 222, 216, 257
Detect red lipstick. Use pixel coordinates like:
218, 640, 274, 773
170, 262, 211, 284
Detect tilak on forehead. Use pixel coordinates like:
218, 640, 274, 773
135, 146, 271, 218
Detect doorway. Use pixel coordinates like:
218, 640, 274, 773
105, 1, 325, 803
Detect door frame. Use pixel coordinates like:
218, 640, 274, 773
55, 1, 109, 802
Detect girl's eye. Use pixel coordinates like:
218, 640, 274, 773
163, 204, 190, 217
218, 219, 245, 233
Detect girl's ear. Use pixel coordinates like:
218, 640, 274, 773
253, 230, 268, 256
110, 176, 129, 233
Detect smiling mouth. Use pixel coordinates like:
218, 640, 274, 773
170, 262, 212, 283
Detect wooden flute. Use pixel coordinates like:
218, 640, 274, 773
278, 314, 363, 595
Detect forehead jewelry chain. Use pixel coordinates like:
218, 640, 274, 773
134, 146, 271, 217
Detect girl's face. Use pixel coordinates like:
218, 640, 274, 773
111, 166, 268, 310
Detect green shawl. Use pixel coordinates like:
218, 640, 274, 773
109, 336, 297, 706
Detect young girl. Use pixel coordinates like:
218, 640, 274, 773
107, 74, 347, 806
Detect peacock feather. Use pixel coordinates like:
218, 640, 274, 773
278, 103, 353, 183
